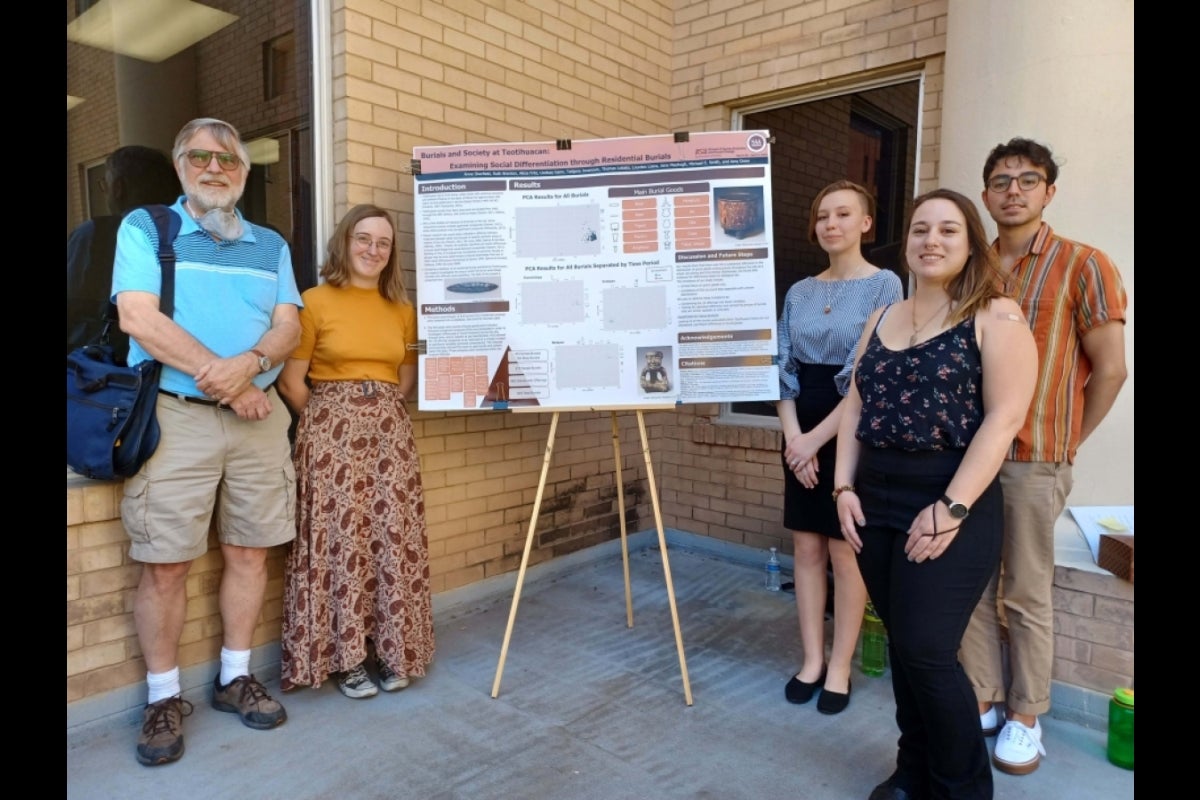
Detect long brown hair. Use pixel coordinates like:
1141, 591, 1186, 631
320, 204, 409, 304
904, 189, 1008, 325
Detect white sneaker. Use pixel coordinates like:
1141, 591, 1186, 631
337, 663, 379, 699
980, 705, 1000, 736
992, 719, 1045, 775
376, 658, 410, 692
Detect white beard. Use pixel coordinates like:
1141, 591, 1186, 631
194, 206, 244, 240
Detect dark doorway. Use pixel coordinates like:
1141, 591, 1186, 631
730, 81, 919, 418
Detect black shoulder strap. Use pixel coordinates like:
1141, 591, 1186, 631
101, 204, 181, 326
144, 204, 181, 319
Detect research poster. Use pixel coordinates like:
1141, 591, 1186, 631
413, 130, 779, 411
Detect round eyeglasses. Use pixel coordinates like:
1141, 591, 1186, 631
352, 233, 392, 253
986, 171, 1047, 193
185, 149, 243, 171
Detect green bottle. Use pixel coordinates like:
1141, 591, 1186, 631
1106, 687, 1134, 769
860, 602, 887, 677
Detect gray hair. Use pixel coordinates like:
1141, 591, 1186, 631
172, 117, 251, 171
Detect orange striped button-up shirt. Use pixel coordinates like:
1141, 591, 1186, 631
998, 223, 1127, 464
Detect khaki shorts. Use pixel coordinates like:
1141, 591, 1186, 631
121, 387, 297, 563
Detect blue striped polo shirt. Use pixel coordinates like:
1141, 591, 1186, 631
111, 197, 303, 396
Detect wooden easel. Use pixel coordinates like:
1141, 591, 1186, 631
490, 406, 693, 705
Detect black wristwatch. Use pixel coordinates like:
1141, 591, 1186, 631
940, 495, 970, 520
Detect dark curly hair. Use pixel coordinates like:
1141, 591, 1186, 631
982, 138, 1059, 186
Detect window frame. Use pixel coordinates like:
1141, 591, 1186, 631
721, 70, 925, 430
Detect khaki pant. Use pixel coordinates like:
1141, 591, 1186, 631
959, 460, 1073, 717
121, 387, 297, 564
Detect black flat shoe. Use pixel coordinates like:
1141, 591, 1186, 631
867, 773, 923, 800
816, 679, 851, 714
784, 667, 826, 704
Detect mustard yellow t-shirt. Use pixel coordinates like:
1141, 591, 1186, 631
292, 283, 417, 383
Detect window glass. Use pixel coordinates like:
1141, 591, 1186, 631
66, 0, 317, 351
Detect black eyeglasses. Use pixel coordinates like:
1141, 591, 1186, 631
185, 149, 242, 171
986, 171, 1047, 193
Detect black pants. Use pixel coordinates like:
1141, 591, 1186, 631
854, 448, 1002, 800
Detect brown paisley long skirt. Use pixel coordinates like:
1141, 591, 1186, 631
281, 380, 434, 691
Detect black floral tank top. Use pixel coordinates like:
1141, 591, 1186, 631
853, 309, 984, 451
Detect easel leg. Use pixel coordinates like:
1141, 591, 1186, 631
611, 411, 634, 628
636, 410, 693, 705
491, 411, 560, 699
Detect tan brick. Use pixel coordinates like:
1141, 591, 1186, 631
76, 542, 127, 573
1090, 643, 1134, 676
1052, 633, 1092, 664
1066, 617, 1134, 649
345, 31, 398, 69
82, 613, 136, 647
82, 482, 119, 523
1056, 566, 1134, 601
1052, 659, 1129, 695
67, 486, 85, 526
77, 659, 148, 702
1051, 586, 1095, 617
1094, 596, 1134, 626
67, 640, 126, 676
78, 564, 142, 598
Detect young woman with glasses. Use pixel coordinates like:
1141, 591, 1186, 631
276, 204, 435, 700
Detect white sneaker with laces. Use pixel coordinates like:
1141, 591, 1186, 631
992, 718, 1045, 775
376, 658, 410, 692
980, 704, 1000, 736
337, 663, 379, 699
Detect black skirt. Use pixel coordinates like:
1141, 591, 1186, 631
782, 362, 843, 539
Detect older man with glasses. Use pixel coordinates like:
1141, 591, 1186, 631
111, 117, 303, 766
958, 137, 1128, 780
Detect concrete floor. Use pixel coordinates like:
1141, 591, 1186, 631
66, 534, 1135, 800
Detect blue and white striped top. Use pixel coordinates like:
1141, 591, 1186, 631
777, 269, 903, 399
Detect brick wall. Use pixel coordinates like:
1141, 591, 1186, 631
661, 0, 947, 563
67, 479, 288, 702
68, 0, 968, 709
1052, 564, 1135, 694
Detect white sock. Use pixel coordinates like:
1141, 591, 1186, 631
219, 647, 251, 686
146, 667, 181, 705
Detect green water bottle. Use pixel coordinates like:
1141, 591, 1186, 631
860, 602, 887, 677
1106, 687, 1134, 769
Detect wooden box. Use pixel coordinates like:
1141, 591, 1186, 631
1098, 533, 1134, 583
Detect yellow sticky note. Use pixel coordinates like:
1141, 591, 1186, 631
1097, 517, 1128, 532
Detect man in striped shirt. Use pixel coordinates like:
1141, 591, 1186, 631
114, 118, 303, 767
960, 137, 1128, 777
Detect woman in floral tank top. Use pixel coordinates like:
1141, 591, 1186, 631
833, 190, 1037, 800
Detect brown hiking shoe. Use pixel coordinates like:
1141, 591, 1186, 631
211, 674, 287, 730
136, 696, 193, 766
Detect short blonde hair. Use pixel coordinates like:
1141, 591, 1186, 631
807, 180, 876, 244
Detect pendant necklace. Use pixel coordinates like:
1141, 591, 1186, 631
820, 266, 864, 314
910, 298, 952, 346
822, 281, 841, 314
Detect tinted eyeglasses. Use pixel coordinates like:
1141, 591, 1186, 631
352, 233, 393, 253
986, 171, 1047, 193
185, 149, 243, 171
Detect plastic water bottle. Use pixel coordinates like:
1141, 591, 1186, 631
1106, 687, 1134, 769
764, 547, 781, 592
860, 602, 887, 676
